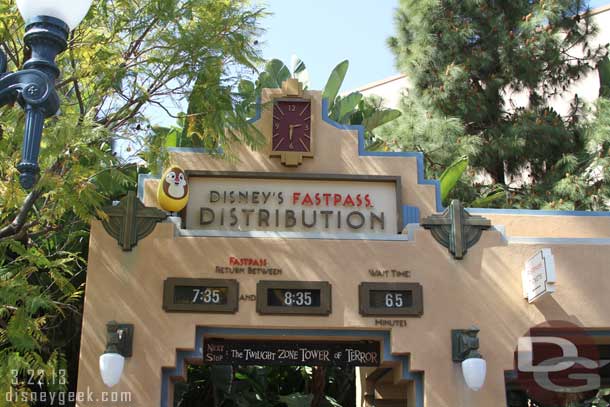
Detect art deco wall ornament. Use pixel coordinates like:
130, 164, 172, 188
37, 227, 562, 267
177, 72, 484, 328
100, 191, 167, 251
420, 199, 491, 259
270, 78, 313, 166
157, 165, 190, 212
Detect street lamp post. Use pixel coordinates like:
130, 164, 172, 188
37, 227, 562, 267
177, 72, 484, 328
0, 0, 93, 189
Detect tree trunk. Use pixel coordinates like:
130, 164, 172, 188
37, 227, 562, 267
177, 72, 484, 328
491, 159, 506, 186
310, 366, 326, 407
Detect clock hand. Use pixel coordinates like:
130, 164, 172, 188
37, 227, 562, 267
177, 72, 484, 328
288, 124, 302, 150
288, 124, 302, 138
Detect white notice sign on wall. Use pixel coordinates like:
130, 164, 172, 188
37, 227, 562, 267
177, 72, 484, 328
522, 249, 556, 303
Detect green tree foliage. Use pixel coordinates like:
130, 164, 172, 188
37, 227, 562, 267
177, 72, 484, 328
540, 96, 610, 210
376, 97, 490, 205
583, 388, 610, 406
382, 0, 608, 207
485, 62, 610, 211
539, 58, 610, 211
0, 0, 264, 403
174, 364, 355, 407
236, 57, 402, 151
439, 157, 470, 202
515, 387, 610, 406
435, 156, 513, 207
378, 97, 478, 176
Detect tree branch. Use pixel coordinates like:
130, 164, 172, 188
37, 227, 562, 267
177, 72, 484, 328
124, 18, 159, 61
69, 33, 86, 121
0, 190, 42, 240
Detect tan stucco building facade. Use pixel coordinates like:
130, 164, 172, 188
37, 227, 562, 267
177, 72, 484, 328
76, 84, 610, 407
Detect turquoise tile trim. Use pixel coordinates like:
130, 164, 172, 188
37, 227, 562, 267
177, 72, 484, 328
403, 205, 421, 226
137, 173, 154, 201
320, 98, 443, 213
467, 208, 610, 217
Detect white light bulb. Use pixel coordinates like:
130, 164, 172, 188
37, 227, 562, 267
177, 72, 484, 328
462, 357, 487, 391
16, 0, 94, 29
99, 353, 125, 388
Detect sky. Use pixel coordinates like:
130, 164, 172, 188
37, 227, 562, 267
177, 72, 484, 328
591, 0, 610, 8
256, 0, 610, 92
257, 0, 400, 92
135, 0, 610, 133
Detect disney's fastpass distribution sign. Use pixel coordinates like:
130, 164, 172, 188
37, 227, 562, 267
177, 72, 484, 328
184, 174, 401, 234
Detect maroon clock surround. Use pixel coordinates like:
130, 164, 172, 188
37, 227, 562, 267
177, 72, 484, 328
272, 98, 312, 153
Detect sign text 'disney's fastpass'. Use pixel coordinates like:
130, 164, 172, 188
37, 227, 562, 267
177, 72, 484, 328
184, 175, 400, 234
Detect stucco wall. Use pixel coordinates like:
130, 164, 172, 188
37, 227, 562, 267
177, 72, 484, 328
76, 221, 610, 407
77, 85, 610, 407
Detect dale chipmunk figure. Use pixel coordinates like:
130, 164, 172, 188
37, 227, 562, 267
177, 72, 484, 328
157, 166, 190, 212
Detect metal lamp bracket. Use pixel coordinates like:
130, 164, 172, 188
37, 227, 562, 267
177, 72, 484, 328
106, 321, 134, 358
0, 16, 68, 189
451, 327, 482, 362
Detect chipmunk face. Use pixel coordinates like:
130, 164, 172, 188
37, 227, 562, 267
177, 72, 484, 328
162, 167, 188, 200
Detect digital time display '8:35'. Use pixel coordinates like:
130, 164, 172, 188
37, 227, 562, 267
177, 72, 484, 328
268, 288, 321, 307
257, 281, 331, 316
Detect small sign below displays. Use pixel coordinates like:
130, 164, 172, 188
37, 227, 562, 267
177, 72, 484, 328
256, 281, 331, 315
359, 282, 423, 317
163, 278, 239, 313
203, 338, 380, 366
522, 249, 556, 303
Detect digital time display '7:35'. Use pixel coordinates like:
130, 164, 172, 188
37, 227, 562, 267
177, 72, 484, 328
163, 278, 239, 313
174, 286, 229, 305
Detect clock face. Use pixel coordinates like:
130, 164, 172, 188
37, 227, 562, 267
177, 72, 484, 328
272, 99, 311, 153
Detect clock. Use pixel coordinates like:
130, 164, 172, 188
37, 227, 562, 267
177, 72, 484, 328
270, 96, 314, 166
272, 98, 311, 152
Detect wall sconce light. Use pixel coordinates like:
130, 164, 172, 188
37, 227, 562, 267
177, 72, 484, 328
452, 327, 487, 391
99, 321, 134, 388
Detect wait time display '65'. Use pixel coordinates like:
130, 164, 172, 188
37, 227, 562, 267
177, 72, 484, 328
359, 282, 423, 317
